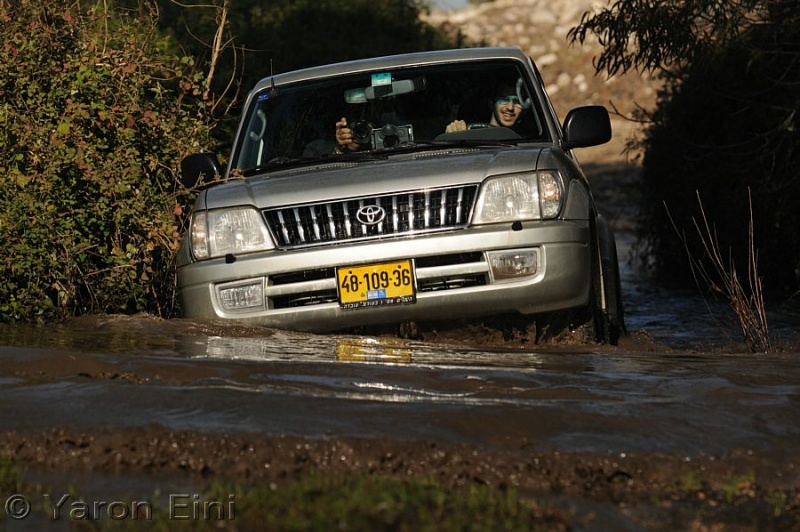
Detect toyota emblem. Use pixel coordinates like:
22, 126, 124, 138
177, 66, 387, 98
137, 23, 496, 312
356, 205, 386, 225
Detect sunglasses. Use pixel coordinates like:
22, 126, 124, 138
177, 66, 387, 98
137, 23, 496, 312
495, 95, 522, 107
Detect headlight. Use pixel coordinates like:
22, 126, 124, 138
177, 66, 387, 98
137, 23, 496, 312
190, 207, 274, 260
472, 171, 562, 224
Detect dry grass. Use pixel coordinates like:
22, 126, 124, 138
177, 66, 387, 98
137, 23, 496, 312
668, 189, 772, 353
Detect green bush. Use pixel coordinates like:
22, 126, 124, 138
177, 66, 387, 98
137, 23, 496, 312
639, 2, 800, 293
571, 0, 800, 295
0, 1, 216, 322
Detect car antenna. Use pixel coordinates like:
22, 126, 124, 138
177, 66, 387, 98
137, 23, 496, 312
269, 59, 278, 95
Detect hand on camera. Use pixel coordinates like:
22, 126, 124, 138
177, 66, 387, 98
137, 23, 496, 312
334, 117, 359, 153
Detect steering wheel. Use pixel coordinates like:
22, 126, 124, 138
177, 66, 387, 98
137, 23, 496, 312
467, 122, 491, 130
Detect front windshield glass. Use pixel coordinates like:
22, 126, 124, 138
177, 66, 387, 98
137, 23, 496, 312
232, 59, 550, 173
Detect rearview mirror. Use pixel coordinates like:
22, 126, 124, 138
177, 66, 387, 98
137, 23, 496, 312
345, 77, 425, 103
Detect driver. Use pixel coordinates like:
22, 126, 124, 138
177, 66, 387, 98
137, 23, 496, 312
445, 86, 524, 133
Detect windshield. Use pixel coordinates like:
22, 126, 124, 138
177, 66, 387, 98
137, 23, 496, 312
232, 59, 550, 173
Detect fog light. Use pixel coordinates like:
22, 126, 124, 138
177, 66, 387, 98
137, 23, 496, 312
217, 280, 264, 311
487, 249, 539, 282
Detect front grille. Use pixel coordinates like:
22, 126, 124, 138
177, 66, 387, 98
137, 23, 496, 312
271, 289, 339, 309
263, 185, 477, 248
268, 252, 488, 309
270, 268, 335, 285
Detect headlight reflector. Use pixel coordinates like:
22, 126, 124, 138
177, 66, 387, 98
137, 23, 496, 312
218, 280, 265, 311
473, 172, 562, 224
191, 208, 273, 260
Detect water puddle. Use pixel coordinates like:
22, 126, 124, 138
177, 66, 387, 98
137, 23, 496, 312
1, 312, 798, 456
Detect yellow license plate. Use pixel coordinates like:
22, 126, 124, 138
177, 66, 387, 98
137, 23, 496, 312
336, 260, 416, 309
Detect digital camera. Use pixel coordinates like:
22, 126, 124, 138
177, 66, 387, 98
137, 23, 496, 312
351, 121, 414, 150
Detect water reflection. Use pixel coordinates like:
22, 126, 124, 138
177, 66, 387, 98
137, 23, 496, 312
200, 332, 557, 369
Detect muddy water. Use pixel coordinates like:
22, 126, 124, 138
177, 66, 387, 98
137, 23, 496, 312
1, 200, 799, 458
1, 241, 799, 457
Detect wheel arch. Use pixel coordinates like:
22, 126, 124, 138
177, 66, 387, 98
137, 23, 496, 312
589, 211, 627, 344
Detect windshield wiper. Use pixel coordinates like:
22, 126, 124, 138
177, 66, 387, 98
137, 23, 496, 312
241, 156, 328, 176
334, 151, 388, 161
241, 152, 389, 176
437, 138, 521, 149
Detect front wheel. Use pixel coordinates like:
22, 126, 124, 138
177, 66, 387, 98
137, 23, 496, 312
531, 216, 626, 346
531, 245, 625, 346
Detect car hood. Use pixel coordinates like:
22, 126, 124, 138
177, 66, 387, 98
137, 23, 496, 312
201, 147, 553, 210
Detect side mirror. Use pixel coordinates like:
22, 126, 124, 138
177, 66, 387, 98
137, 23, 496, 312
562, 105, 612, 149
180, 153, 223, 189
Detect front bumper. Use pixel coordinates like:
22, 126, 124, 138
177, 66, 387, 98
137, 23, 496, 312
177, 221, 591, 331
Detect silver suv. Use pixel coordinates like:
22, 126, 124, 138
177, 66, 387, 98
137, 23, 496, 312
177, 47, 625, 343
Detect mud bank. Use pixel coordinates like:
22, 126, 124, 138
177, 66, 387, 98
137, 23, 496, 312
2, 425, 799, 530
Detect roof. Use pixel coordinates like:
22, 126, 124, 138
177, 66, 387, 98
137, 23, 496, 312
250, 47, 529, 93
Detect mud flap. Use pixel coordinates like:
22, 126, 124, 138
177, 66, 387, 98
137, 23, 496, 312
593, 214, 626, 345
